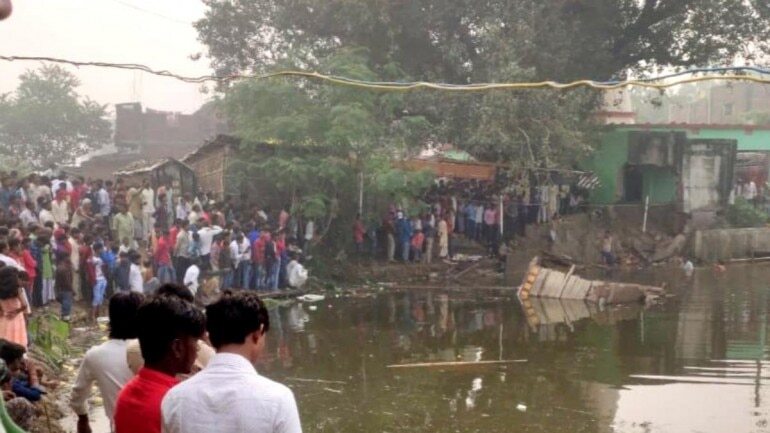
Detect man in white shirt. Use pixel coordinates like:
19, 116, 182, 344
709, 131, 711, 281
303, 220, 314, 253
51, 192, 70, 227
19, 200, 37, 229
97, 181, 111, 219
229, 234, 243, 281
236, 233, 251, 289
196, 220, 223, 272
162, 291, 302, 433
70, 292, 144, 433
183, 262, 200, 296
176, 196, 190, 222
187, 204, 201, 227
37, 198, 55, 226
128, 253, 144, 294
140, 180, 156, 241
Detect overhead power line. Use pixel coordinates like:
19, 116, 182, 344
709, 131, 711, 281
104, 0, 191, 25
2, 55, 770, 92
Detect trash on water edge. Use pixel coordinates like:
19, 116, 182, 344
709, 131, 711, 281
297, 294, 326, 303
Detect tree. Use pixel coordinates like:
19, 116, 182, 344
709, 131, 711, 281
196, 0, 770, 167
223, 50, 434, 246
0, 65, 111, 169
197, 0, 770, 81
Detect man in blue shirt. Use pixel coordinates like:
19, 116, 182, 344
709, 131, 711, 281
396, 212, 413, 262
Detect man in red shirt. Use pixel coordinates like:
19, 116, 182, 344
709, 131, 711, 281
113, 291, 205, 433
168, 219, 180, 250
154, 226, 174, 284
251, 230, 271, 290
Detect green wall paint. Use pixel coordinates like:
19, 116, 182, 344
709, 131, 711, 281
584, 130, 628, 204
584, 125, 759, 205
642, 166, 677, 204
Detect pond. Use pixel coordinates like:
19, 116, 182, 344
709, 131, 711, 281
256, 264, 770, 433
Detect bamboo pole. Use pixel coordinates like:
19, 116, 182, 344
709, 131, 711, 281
387, 359, 527, 369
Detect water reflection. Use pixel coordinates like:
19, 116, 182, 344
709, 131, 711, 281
256, 264, 770, 433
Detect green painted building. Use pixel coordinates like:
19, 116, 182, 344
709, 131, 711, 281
631, 124, 770, 151
584, 125, 742, 212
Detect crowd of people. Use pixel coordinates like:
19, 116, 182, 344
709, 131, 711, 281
0, 170, 314, 431
353, 178, 586, 264
0, 171, 310, 322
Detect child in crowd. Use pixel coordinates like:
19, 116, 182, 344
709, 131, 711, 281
89, 243, 107, 322
118, 237, 131, 255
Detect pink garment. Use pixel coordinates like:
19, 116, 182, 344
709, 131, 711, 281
0, 297, 27, 347
483, 209, 496, 225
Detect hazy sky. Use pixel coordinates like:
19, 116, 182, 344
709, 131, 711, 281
0, 0, 212, 114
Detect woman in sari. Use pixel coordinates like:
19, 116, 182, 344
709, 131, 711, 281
0, 267, 27, 348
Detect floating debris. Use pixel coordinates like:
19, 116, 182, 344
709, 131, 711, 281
518, 256, 664, 304
297, 294, 326, 303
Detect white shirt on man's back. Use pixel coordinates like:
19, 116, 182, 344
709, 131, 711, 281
70, 339, 134, 421
197, 225, 223, 256
162, 353, 302, 433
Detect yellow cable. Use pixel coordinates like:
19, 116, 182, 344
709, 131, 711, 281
3, 55, 770, 91
255, 71, 770, 92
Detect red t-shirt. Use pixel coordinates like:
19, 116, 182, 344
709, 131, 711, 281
168, 226, 179, 247
155, 236, 171, 266
353, 220, 365, 243
114, 367, 178, 433
411, 232, 425, 249
251, 232, 271, 265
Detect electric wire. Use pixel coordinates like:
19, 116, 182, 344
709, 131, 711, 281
2, 55, 770, 92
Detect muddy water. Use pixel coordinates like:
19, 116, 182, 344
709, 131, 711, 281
257, 264, 770, 433
61, 263, 770, 433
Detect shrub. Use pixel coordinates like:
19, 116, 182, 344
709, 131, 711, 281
726, 197, 768, 228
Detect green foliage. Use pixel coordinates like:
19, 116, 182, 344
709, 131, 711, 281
221, 49, 435, 248
726, 198, 768, 228
197, 0, 770, 82
28, 313, 70, 367
198, 0, 770, 248
0, 65, 111, 169
198, 0, 770, 172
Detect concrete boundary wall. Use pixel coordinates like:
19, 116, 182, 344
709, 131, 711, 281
692, 228, 770, 261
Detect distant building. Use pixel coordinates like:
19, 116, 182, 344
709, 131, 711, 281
114, 102, 228, 159
61, 102, 228, 180
668, 83, 770, 124
584, 127, 737, 218
181, 134, 241, 200
114, 158, 197, 197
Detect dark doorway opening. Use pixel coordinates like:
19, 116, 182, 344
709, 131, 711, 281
623, 165, 643, 202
